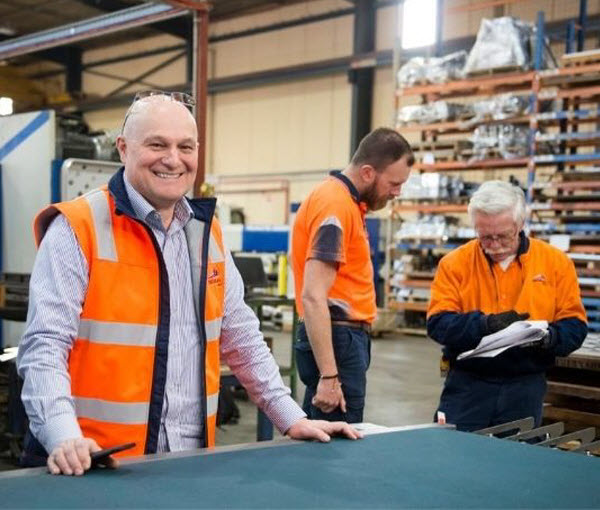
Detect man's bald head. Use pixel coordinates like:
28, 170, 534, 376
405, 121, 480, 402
121, 95, 197, 140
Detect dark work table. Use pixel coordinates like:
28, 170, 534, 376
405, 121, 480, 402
1, 425, 599, 508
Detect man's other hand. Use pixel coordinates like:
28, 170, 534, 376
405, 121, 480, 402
286, 418, 363, 442
312, 377, 346, 414
47, 437, 118, 475
486, 310, 530, 334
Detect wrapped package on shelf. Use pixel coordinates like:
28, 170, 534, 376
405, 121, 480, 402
400, 173, 475, 199
471, 93, 530, 121
464, 16, 552, 74
498, 124, 530, 158
401, 173, 445, 199
397, 57, 426, 88
394, 215, 453, 240
397, 50, 467, 87
424, 51, 468, 84
470, 124, 529, 160
397, 101, 473, 125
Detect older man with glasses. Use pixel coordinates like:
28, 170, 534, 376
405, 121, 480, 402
427, 180, 587, 431
17, 91, 360, 476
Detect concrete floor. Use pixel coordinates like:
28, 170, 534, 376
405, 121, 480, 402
217, 330, 444, 446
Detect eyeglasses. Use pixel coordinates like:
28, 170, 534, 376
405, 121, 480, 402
132, 90, 195, 107
477, 228, 518, 245
121, 90, 195, 133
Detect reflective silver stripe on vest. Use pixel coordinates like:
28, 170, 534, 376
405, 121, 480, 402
74, 397, 149, 424
208, 233, 225, 263
206, 392, 219, 416
78, 319, 157, 347
84, 190, 118, 262
184, 219, 204, 327
205, 318, 222, 342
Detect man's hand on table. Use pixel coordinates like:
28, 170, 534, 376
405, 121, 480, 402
286, 418, 363, 442
47, 437, 118, 476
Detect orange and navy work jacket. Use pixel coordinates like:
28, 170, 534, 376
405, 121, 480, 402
427, 233, 587, 376
292, 171, 376, 323
33, 169, 224, 457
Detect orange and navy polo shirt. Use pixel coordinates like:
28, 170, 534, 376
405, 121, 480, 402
292, 171, 376, 323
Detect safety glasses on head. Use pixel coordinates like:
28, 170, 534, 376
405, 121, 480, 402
121, 90, 195, 134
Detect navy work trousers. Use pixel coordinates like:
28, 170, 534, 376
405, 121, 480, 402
435, 368, 547, 432
294, 322, 371, 423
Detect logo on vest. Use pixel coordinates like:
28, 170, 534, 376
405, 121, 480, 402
208, 267, 223, 286
532, 273, 546, 283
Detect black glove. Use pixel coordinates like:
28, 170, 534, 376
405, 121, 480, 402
486, 310, 530, 334
520, 328, 554, 350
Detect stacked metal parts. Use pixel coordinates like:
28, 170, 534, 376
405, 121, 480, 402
475, 416, 600, 456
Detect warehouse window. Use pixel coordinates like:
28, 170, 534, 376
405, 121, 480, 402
0, 97, 13, 116
401, 0, 437, 49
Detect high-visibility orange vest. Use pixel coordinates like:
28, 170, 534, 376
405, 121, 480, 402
34, 183, 225, 457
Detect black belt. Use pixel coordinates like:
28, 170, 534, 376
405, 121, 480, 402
331, 320, 371, 334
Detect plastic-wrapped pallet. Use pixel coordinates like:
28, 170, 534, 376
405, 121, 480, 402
397, 101, 473, 125
471, 93, 530, 121
470, 124, 529, 160
464, 17, 534, 74
397, 51, 467, 87
394, 215, 454, 240
401, 173, 471, 199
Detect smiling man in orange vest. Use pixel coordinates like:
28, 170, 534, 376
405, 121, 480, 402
17, 91, 360, 476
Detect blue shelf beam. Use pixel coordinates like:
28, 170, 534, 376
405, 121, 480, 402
534, 152, 600, 164
536, 130, 600, 142
535, 109, 600, 121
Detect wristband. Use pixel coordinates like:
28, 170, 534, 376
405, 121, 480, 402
320, 374, 339, 380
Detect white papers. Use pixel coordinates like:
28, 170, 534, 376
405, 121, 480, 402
352, 423, 392, 435
0, 346, 18, 363
457, 320, 549, 360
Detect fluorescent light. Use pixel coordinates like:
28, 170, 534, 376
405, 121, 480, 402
401, 0, 437, 50
0, 97, 14, 116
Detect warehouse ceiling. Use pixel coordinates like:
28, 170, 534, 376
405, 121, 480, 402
0, 0, 323, 65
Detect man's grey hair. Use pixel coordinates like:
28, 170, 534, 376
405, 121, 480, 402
468, 180, 528, 225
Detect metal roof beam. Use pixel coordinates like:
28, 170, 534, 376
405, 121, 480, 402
75, 0, 191, 39
0, 2, 188, 61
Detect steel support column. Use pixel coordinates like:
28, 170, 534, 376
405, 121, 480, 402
435, 0, 445, 57
578, 0, 588, 51
349, 0, 376, 155
65, 46, 83, 97
193, 5, 210, 194
186, 28, 194, 86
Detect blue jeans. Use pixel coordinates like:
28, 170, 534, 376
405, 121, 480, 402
435, 368, 547, 432
294, 322, 371, 423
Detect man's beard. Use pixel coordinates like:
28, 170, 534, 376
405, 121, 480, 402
361, 181, 387, 211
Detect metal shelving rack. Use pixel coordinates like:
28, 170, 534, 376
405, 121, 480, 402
386, 12, 600, 333
387, 66, 541, 325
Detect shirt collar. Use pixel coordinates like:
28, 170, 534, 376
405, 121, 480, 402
329, 170, 360, 203
123, 174, 193, 230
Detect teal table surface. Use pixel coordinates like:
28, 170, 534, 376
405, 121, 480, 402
1, 428, 599, 508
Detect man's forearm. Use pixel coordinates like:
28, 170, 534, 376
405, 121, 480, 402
302, 297, 337, 376
427, 310, 487, 353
